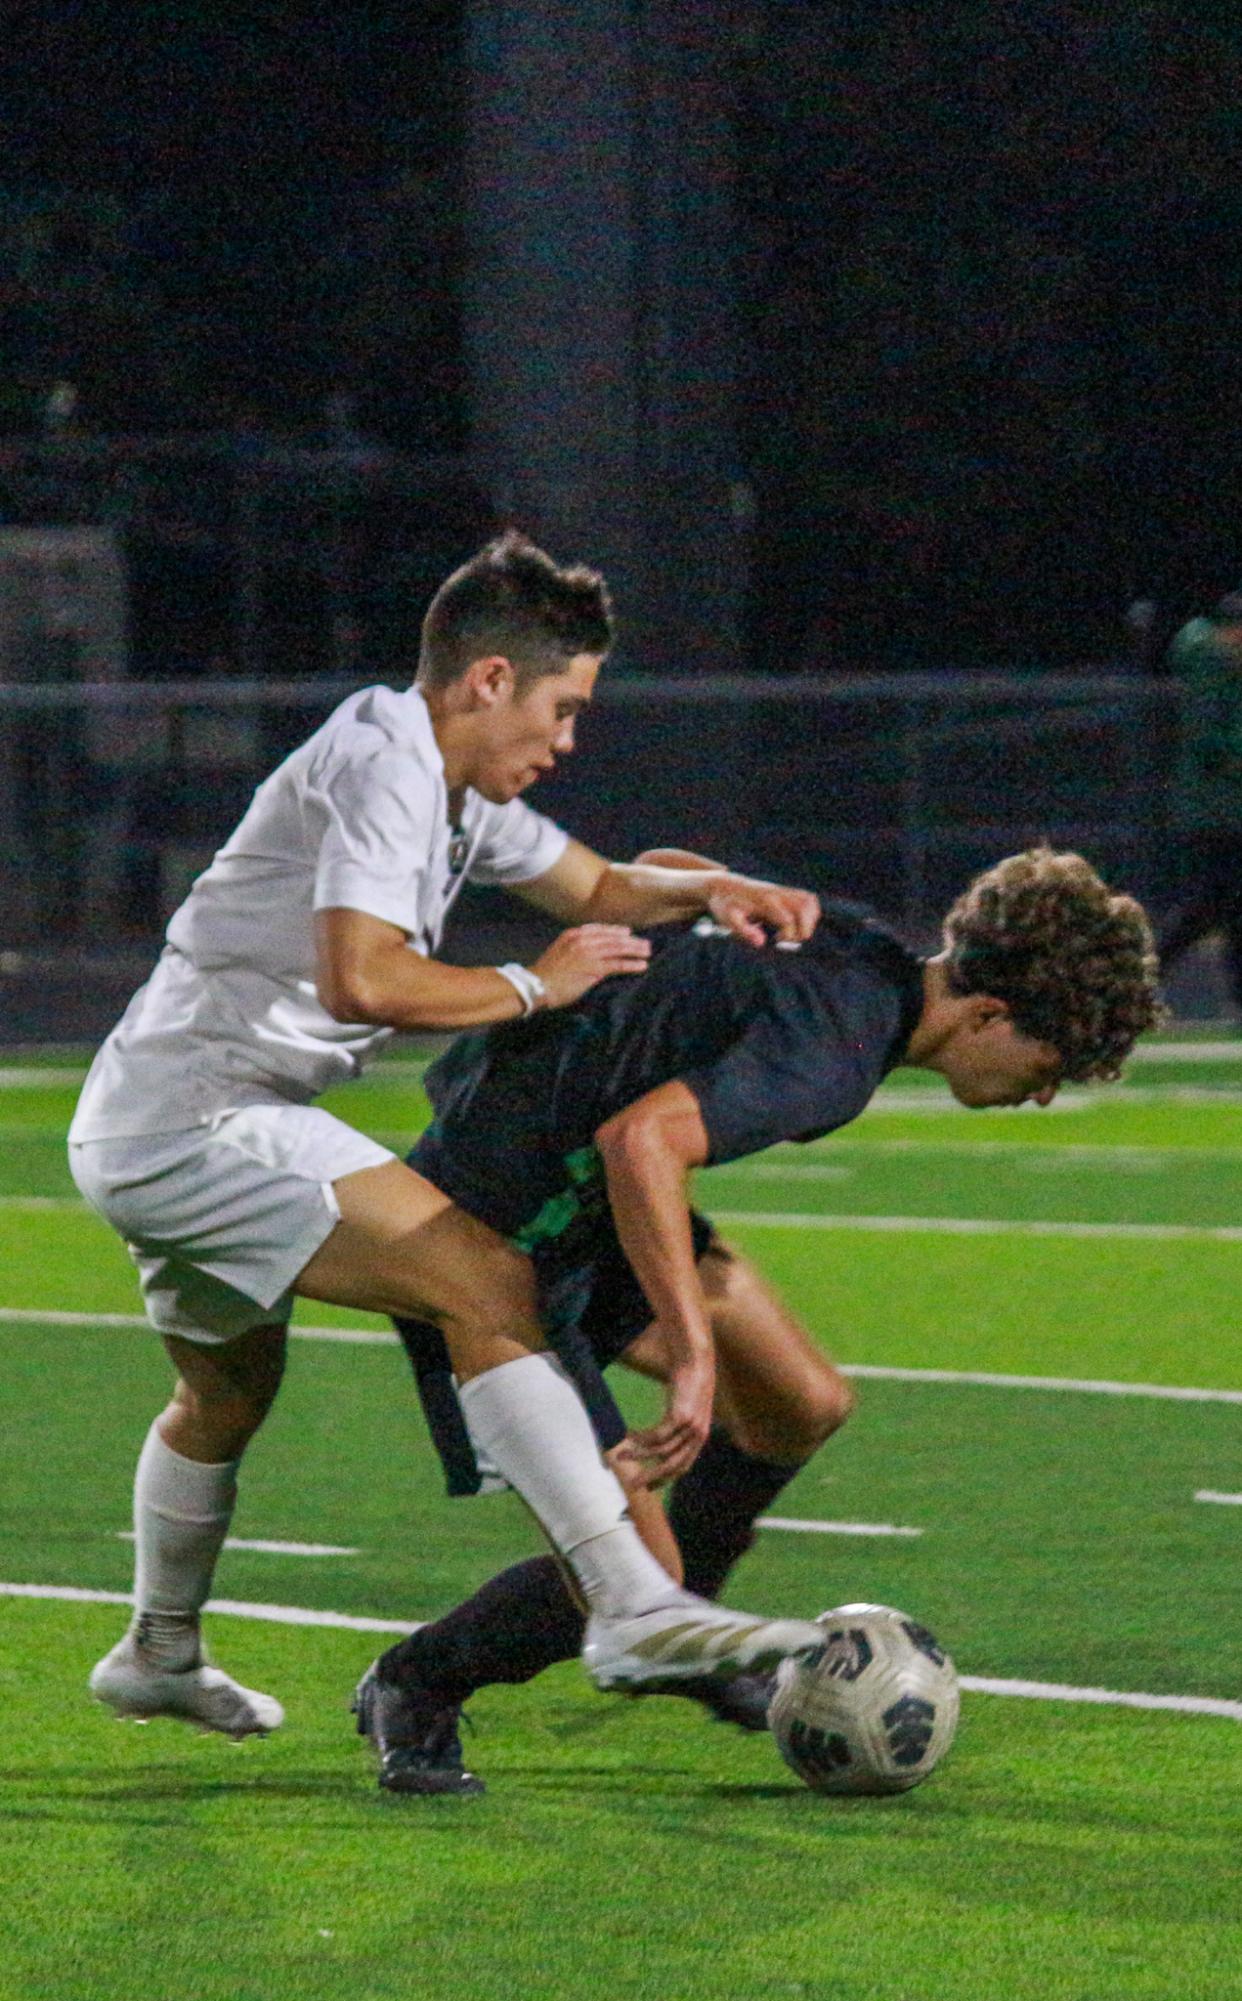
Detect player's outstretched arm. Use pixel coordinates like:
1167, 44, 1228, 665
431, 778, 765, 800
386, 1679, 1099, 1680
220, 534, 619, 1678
595, 1080, 716, 1483
520, 839, 820, 947
314, 907, 650, 1031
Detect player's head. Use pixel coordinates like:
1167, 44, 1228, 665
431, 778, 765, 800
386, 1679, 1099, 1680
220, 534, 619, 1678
416, 532, 615, 800
925, 848, 1161, 1108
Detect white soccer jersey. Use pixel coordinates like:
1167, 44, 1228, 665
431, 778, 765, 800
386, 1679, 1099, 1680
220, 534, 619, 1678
70, 685, 569, 1139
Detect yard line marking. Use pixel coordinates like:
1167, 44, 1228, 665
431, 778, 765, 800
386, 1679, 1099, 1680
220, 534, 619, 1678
712, 1209, 1242, 1243
1194, 1490, 1242, 1506
116, 1532, 359, 1557
957, 1674, 1242, 1723
1128, 1041, 1242, 1062
0, 1306, 398, 1341
794, 1137, 1242, 1163
844, 1364, 1242, 1405
719, 1154, 1187, 1181
759, 1516, 922, 1538
862, 1091, 1092, 1115
0, 1195, 86, 1209
7, 1306, 1242, 1403
0, 1581, 410, 1633
865, 1086, 1242, 1111
0, 1307, 152, 1328
4, 1581, 1240, 1721
0, 1044, 1232, 1093
0, 1068, 88, 1089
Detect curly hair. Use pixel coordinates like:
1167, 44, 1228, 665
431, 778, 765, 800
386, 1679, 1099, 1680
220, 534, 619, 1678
942, 849, 1163, 1082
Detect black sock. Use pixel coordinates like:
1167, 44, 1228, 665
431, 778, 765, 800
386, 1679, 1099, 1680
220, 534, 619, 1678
377, 1557, 585, 1703
666, 1428, 803, 1599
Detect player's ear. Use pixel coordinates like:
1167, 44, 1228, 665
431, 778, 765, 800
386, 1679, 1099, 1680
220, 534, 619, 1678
967, 992, 1011, 1032
463, 655, 516, 707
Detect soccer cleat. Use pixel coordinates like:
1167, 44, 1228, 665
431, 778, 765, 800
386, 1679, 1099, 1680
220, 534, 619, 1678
635, 1669, 775, 1732
352, 1662, 485, 1797
89, 1629, 284, 1740
583, 1592, 825, 1694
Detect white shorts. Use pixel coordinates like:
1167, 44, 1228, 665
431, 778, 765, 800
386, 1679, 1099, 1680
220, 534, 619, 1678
69, 1104, 395, 1345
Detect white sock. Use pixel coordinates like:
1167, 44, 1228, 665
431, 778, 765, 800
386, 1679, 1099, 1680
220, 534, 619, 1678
129, 1421, 238, 1668
458, 1353, 680, 1619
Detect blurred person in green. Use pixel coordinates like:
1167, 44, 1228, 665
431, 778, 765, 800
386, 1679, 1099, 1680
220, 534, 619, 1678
1160, 591, 1242, 1018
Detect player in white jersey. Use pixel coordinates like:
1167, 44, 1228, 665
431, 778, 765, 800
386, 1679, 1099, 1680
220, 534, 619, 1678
69, 532, 829, 1741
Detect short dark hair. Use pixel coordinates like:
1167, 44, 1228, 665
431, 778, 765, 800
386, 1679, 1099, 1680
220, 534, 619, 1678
942, 848, 1163, 1081
417, 532, 614, 689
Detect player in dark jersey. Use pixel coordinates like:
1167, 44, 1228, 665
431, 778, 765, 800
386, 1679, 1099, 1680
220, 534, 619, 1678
355, 848, 1161, 1793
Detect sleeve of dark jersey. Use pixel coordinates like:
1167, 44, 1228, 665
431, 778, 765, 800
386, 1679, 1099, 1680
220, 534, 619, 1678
681, 976, 901, 1165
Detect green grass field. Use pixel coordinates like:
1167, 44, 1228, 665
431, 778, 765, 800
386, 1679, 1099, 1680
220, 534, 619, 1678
2, 1044, 1241, 2001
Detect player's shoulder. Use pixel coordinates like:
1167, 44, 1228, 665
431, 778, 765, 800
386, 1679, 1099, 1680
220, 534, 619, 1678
309, 685, 439, 784
815, 897, 914, 958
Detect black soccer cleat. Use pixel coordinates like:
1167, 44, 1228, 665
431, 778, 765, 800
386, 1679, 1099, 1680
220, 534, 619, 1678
632, 1669, 775, 1733
352, 1662, 485, 1797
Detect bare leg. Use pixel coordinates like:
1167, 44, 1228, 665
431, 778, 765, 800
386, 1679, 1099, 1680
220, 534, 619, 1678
623, 1242, 853, 1596
92, 1323, 290, 1735
298, 1160, 695, 1627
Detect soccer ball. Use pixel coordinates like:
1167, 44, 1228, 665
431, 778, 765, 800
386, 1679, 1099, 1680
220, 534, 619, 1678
769, 1602, 960, 1796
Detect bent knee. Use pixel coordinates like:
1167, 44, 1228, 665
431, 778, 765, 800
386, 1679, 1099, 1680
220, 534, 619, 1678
732, 1364, 854, 1462
803, 1366, 855, 1445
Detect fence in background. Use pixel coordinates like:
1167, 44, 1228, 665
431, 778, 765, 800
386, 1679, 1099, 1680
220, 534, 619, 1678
0, 671, 1181, 1042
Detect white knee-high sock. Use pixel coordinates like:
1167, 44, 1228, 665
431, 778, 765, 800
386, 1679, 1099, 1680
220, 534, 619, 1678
129, 1421, 239, 1666
458, 1352, 680, 1621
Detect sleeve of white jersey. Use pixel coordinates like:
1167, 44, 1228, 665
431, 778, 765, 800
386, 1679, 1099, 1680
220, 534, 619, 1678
309, 748, 439, 934
467, 797, 570, 886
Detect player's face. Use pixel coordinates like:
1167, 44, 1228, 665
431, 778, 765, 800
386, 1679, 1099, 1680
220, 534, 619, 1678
473, 653, 602, 802
941, 1018, 1064, 1109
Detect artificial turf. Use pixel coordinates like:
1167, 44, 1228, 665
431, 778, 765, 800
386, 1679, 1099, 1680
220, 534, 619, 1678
1, 1048, 1239, 2000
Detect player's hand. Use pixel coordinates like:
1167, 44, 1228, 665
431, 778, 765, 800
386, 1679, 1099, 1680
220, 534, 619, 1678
627, 1345, 715, 1484
532, 924, 652, 1008
706, 876, 820, 948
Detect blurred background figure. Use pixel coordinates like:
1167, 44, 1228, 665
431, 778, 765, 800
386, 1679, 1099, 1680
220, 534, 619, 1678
1159, 590, 1242, 1019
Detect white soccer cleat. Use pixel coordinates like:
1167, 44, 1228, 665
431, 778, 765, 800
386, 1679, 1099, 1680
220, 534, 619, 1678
583, 1591, 826, 1694
89, 1632, 284, 1740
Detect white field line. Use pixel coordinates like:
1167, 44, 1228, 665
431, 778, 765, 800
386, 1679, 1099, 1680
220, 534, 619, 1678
0, 1580, 410, 1633
1128, 1042, 1242, 1062
955, 1674, 1242, 1723
759, 1516, 922, 1538
0, 1060, 437, 1091
0, 1305, 399, 1342
1194, 1491, 1242, 1506
9, 1201, 1242, 1240
720, 1155, 1188, 1181
844, 1363, 1242, 1406
6, 1305, 1242, 1404
116, 1531, 358, 1557
863, 1087, 1242, 1112
4, 1579, 1240, 1722
0, 1070, 86, 1089
1, 1042, 1235, 1092
0, 1195, 87, 1209
794, 1136, 1242, 1163
712, 1209, 1242, 1243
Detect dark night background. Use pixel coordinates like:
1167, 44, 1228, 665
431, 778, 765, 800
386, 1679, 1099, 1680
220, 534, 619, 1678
4, 1, 1242, 671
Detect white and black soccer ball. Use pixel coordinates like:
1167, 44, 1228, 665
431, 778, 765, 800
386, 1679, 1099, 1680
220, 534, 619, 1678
769, 1602, 960, 1796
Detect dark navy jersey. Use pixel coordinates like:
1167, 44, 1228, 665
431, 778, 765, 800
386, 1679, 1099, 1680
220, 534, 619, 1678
403, 901, 922, 1493
415, 900, 923, 1257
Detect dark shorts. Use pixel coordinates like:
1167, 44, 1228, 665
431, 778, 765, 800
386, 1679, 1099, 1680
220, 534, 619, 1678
398, 1127, 718, 1495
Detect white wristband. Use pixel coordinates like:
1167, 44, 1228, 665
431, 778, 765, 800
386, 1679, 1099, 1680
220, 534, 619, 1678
496, 962, 547, 1016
